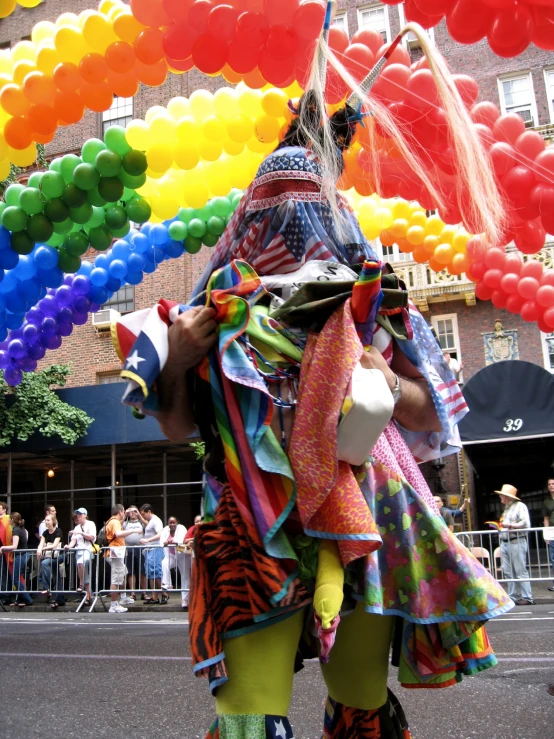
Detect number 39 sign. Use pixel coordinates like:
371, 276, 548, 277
503, 419, 523, 433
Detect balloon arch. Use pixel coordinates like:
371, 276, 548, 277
1, 0, 554, 385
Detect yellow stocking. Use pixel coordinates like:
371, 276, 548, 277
320, 601, 394, 710
215, 609, 305, 717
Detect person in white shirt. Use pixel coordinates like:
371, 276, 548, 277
139, 503, 163, 604
160, 516, 190, 608
497, 484, 534, 606
65, 507, 96, 603
123, 506, 145, 602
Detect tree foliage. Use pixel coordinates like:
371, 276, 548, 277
0, 364, 94, 447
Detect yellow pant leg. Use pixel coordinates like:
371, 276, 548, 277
215, 609, 305, 717
320, 601, 394, 710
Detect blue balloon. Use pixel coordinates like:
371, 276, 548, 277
58, 322, 73, 337
95, 253, 110, 271
0, 268, 3, 283
0, 271, 17, 294
8, 338, 26, 360
90, 267, 109, 287
112, 240, 131, 261
0, 226, 11, 250
0, 311, 6, 329
43, 333, 62, 350
149, 224, 169, 246
143, 260, 156, 274
140, 222, 152, 236
0, 248, 18, 271
109, 259, 127, 280
36, 267, 63, 288
127, 252, 145, 272
145, 245, 165, 264
0, 327, 7, 342
131, 232, 149, 253
0, 294, 5, 312
76, 260, 93, 277
89, 285, 109, 305
17, 356, 37, 372
125, 270, 143, 286
41, 316, 59, 335
56, 285, 74, 306
105, 276, 122, 292
34, 246, 58, 271
57, 307, 74, 324
14, 255, 36, 280
73, 274, 91, 296
17, 278, 41, 303
5, 292, 28, 314
165, 240, 185, 258
5, 312, 24, 330
26, 307, 44, 326
38, 295, 59, 317
3, 364, 22, 386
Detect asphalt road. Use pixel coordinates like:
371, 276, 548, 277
1, 604, 553, 739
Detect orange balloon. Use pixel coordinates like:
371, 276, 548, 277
397, 238, 413, 254
406, 225, 426, 246
28, 104, 58, 135
33, 130, 56, 145
428, 256, 444, 273
412, 244, 429, 264
135, 59, 167, 87
105, 41, 136, 73
80, 82, 113, 113
379, 229, 396, 247
107, 70, 139, 98
23, 72, 57, 105
450, 252, 469, 275
390, 218, 409, 239
79, 53, 109, 84
221, 63, 242, 85
243, 68, 266, 89
53, 62, 82, 93
434, 243, 454, 265
54, 90, 85, 125
134, 28, 165, 65
423, 234, 440, 254
4, 116, 33, 149
113, 13, 145, 44
0, 84, 31, 116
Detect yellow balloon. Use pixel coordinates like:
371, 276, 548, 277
151, 194, 179, 220
189, 89, 214, 121
222, 137, 245, 156
167, 97, 190, 120
98, 0, 118, 13
55, 26, 88, 65
425, 214, 444, 236
176, 116, 200, 143
409, 210, 427, 228
374, 207, 393, 230
238, 87, 262, 118
391, 199, 411, 221
9, 143, 37, 167
183, 178, 209, 209
145, 167, 164, 180
0, 158, 9, 180
452, 228, 470, 253
439, 224, 458, 245
254, 113, 280, 143
146, 143, 174, 173
246, 135, 273, 154
32, 21, 56, 45
213, 88, 239, 118
206, 160, 232, 197
13, 61, 34, 87
19, 0, 44, 6
0, 0, 16, 22
199, 138, 222, 162
82, 13, 118, 54
11, 41, 37, 64
0, 132, 7, 160
390, 218, 409, 239
144, 105, 167, 124
202, 115, 226, 142
406, 225, 426, 246
173, 141, 200, 170
262, 88, 287, 119
126, 120, 150, 151
232, 152, 257, 190
149, 114, 177, 145
0, 51, 13, 76
227, 114, 253, 144
36, 43, 59, 76
56, 13, 80, 28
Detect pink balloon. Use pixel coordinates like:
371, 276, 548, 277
515, 130, 545, 161
471, 100, 500, 127
452, 74, 479, 108
520, 259, 544, 280
537, 284, 554, 308
500, 273, 519, 294
517, 276, 540, 300
484, 247, 506, 270
503, 254, 523, 274
493, 113, 526, 145
541, 271, 554, 287
483, 268, 503, 288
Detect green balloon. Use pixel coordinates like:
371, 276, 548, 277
19, 187, 45, 215
10, 231, 34, 254
98, 176, 124, 203
5, 183, 25, 207
46, 232, 65, 247
57, 246, 81, 273
125, 197, 151, 224
81, 138, 107, 165
211, 196, 232, 218
95, 150, 122, 177
188, 218, 207, 238
184, 235, 202, 254
27, 213, 54, 242
104, 205, 127, 230
168, 221, 188, 241
49, 157, 63, 173
41, 171, 65, 199
202, 233, 220, 247
88, 224, 113, 251
70, 202, 93, 225
60, 153, 83, 184
86, 206, 106, 229
231, 194, 243, 211
87, 187, 107, 207
196, 204, 213, 221
122, 149, 147, 176
62, 183, 87, 208
178, 207, 196, 224
104, 125, 132, 156
27, 172, 42, 189
122, 186, 135, 201
53, 217, 74, 235
0, 202, 6, 219
73, 163, 100, 191
111, 221, 130, 238
2, 206, 28, 232
44, 197, 70, 223
206, 216, 225, 236
119, 169, 146, 189
65, 231, 89, 257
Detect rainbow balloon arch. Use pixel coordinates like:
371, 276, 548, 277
0, 0, 554, 385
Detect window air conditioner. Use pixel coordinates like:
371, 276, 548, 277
92, 308, 119, 331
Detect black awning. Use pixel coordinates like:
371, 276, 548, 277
459, 360, 554, 444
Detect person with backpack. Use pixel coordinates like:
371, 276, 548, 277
103, 504, 136, 614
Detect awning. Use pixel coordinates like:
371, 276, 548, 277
459, 360, 554, 444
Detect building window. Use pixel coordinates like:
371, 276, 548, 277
378, 242, 412, 264
542, 332, 554, 373
97, 372, 124, 385
101, 96, 133, 135
102, 285, 135, 314
498, 74, 537, 128
358, 4, 390, 43
431, 314, 463, 381
333, 12, 348, 35
545, 69, 554, 124
398, 3, 434, 47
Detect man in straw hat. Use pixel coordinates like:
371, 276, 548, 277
496, 484, 534, 606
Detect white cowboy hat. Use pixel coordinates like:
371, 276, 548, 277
494, 484, 520, 501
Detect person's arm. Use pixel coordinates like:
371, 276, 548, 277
545, 515, 551, 528
156, 306, 218, 442
0, 534, 19, 553
37, 535, 45, 559
65, 535, 77, 550
360, 345, 442, 432
507, 505, 530, 530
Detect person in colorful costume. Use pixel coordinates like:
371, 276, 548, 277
112, 9, 512, 739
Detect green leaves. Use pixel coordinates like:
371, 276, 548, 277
188, 440, 206, 460
0, 364, 93, 447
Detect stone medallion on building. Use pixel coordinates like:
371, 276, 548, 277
482, 320, 519, 365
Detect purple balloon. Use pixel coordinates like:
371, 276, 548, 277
58, 322, 73, 337
43, 333, 62, 350
38, 295, 60, 317
22, 323, 41, 344
8, 339, 27, 360
27, 342, 46, 360
73, 274, 91, 296
56, 306, 74, 324
17, 357, 37, 372
73, 295, 91, 314
0, 349, 11, 370
26, 307, 45, 326
41, 316, 59, 335
56, 285, 75, 307
72, 312, 88, 326
3, 364, 22, 386
90, 302, 101, 314
63, 274, 74, 286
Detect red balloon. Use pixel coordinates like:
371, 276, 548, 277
473, 123, 494, 147
506, 293, 524, 313
503, 253, 523, 274
259, 47, 296, 87
351, 28, 384, 56
293, 1, 325, 41
452, 74, 479, 109
328, 26, 349, 54
447, 0, 494, 44
529, 184, 554, 215
500, 273, 519, 294
468, 259, 486, 280
521, 258, 544, 280
192, 33, 227, 75
163, 23, 197, 61
484, 247, 506, 270
475, 282, 494, 301
227, 40, 259, 74
544, 306, 554, 330
515, 130, 545, 161
343, 44, 375, 85
265, 25, 298, 60
518, 276, 540, 300
532, 5, 554, 51
520, 300, 540, 323
414, 0, 450, 13
295, 40, 316, 88
514, 220, 547, 254
493, 113, 526, 145
236, 11, 270, 48
541, 210, 554, 236
264, 0, 299, 26
491, 289, 508, 309
502, 166, 535, 206
207, 5, 239, 41
488, 5, 534, 57
483, 268, 503, 288
471, 101, 500, 128
534, 149, 554, 185
537, 284, 554, 308
189, 1, 214, 32
163, 0, 194, 22
490, 142, 517, 179
377, 42, 411, 68
403, 0, 443, 28
541, 271, 554, 288
405, 69, 439, 111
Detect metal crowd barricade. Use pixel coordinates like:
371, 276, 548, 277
0, 546, 93, 612
92, 544, 192, 612
455, 527, 554, 586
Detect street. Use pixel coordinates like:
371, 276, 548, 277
1, 605, 553, 739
